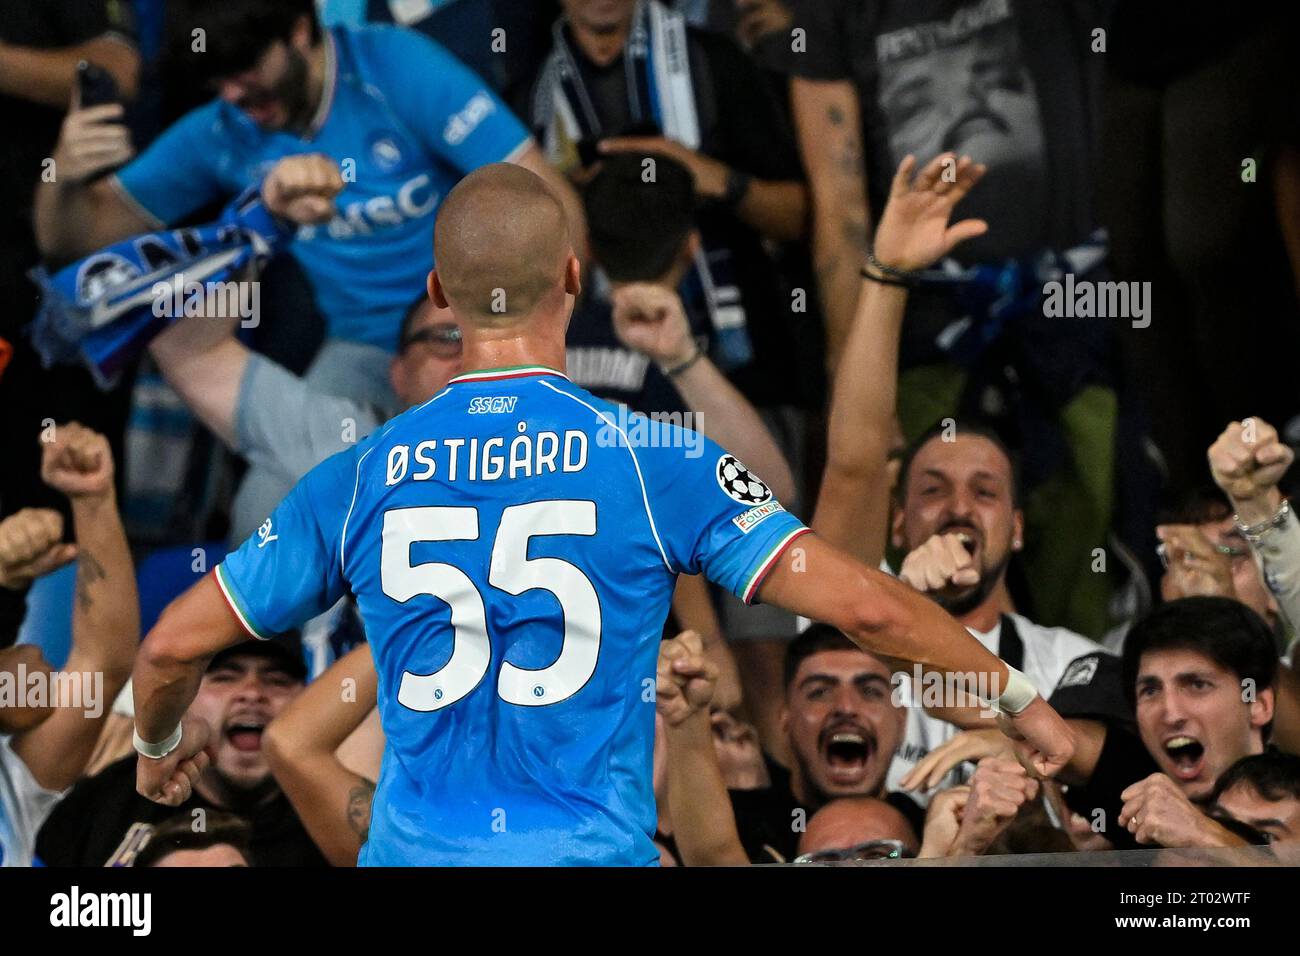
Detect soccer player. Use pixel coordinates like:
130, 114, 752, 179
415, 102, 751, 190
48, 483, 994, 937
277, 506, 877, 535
131, 159, 1073, 865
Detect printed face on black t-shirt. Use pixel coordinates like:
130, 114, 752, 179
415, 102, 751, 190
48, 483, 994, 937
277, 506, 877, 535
876, 16, 1044, 172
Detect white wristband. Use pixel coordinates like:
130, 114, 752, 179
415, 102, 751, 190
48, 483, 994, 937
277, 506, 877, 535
133, 723, 183, 760
994, 666, 1038, 715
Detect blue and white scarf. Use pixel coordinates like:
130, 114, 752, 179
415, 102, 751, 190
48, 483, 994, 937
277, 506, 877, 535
28, 189, 291, 389
532, 0, 753, 370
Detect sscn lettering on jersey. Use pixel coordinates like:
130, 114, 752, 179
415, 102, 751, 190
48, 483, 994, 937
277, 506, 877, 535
467, 396, 519, 414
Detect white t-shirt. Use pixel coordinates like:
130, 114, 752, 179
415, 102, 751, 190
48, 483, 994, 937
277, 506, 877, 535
885, 612, 1101, 802
0, 735, 63, 867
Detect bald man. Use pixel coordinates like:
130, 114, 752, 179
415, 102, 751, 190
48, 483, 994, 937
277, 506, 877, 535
796, 798, 919, 862
128, 162, 1073, 866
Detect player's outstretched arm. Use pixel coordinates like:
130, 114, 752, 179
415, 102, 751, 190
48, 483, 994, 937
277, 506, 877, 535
755, 532, 1075, 777
263, 644, 381, 866
131, 574, 248, 805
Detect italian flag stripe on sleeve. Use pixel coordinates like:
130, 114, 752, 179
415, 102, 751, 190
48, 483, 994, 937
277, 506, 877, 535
213, 565, 271, 640
742, 527, 812, 604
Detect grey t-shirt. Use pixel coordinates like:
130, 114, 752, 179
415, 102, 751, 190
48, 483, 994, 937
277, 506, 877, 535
230, 353, 386, 543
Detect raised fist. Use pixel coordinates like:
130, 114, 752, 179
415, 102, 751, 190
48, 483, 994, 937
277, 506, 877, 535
609, 283, 697, 367
655, 630, 718, 728
1208, 418, 1292, 515
41, 421, 114, 499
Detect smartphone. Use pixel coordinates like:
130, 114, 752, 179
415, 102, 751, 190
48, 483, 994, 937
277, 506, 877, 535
76, 60, 119, 109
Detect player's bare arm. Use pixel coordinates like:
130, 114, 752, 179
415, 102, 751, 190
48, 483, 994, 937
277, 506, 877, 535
263, 643, 381, 866
755, 532, 1075, 777
813, 153, 987, 565
131, 574, 246, 805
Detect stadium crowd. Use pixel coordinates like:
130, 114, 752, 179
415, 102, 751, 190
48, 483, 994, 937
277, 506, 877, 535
3, 0, 1300, 867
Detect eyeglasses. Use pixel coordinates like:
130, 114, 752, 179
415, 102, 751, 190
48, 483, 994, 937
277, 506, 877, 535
400, 324, 462, 356
1156, 541, 1251, 570
792, 839, 912, 864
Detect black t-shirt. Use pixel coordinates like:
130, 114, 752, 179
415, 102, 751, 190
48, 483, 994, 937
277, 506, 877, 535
1061, 726, 1155, 851
35, 756, 328, 867
728, 754, 926, 863
367, 0, 561, 99
1048, 650, 1133, 729
786, 0, 1106, 263
1047, 650, 1153, 850
564, 291, 703, 417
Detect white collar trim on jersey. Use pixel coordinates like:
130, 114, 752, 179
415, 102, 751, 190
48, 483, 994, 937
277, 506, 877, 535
449, 365, 570, 384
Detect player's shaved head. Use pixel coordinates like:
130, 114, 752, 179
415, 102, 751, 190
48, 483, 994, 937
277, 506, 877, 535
433, 163, 572, 327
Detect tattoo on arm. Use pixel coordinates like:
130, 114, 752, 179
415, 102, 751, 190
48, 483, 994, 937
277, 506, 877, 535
841, 218, 869, 253
347, 781, 376, 841
75, 552, 106, 612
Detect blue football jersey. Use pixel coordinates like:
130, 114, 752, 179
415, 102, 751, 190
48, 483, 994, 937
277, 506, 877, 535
114, 25, 529, 351
215, 367, 808, 865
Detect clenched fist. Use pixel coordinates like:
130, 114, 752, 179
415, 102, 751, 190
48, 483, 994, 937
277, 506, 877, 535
655, 630, 718, 727
609, 283, 698, 368
0, 509, 76, 590
1208, 417, 1293, 524
1119, 773, 1239, 848
950, 756, 1039, 855
261, 154, 344, 225
41, 422, 114, 499
899, 531, 980, 596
